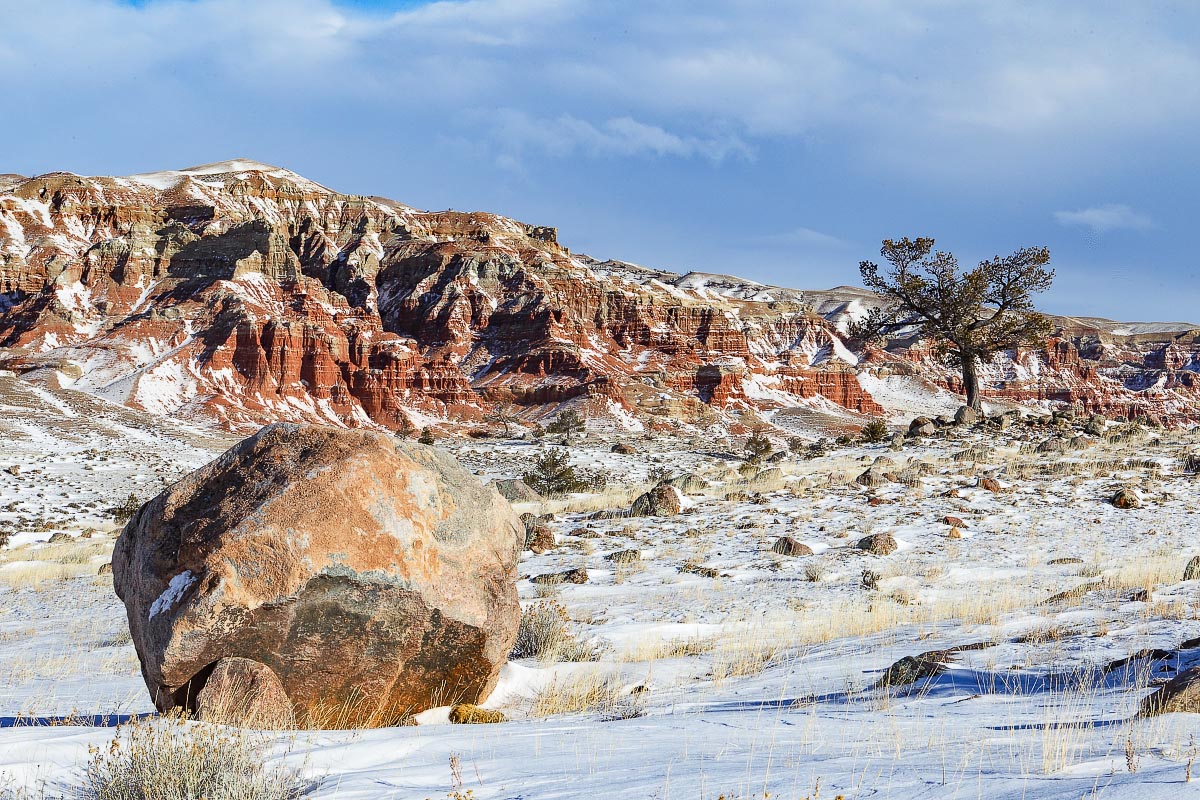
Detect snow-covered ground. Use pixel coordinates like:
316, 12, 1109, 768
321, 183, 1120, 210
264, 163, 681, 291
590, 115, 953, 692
3, 373, 1200, 799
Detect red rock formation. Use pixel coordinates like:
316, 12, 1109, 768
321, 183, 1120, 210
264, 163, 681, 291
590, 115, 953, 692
2, 160, 1198, 430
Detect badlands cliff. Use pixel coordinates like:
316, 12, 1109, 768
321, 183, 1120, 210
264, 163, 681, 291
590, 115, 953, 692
1, 160, 1197, 431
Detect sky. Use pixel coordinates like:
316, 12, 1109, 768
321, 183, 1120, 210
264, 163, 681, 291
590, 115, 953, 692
2, 0, 1199, 322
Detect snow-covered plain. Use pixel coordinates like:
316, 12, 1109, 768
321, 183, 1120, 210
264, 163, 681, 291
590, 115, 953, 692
3, 373, 1200, 799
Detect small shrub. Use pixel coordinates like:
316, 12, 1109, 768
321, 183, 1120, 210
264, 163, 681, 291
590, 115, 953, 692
860, 418, 889, 443
861, 569, 880, 590
511, 602, 600, 662
113, 493, 142, 522
417, 427, 435, 445
79, 715, 305, 800
522, 449, 602, 496
834, 434, 854, 447
743, 431, 773, 464
545, 410, 585, 438
804, 564, 826, 583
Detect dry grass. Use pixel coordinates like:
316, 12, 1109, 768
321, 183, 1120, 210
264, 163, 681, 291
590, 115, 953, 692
620, 634, 717, 662
529, 671, 626, 718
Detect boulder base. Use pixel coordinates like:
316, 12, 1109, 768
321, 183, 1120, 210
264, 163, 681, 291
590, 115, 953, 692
113, 423, 523, 728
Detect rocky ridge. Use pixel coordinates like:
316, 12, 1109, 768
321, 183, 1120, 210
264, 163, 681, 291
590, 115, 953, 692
1, 160, 1197, 432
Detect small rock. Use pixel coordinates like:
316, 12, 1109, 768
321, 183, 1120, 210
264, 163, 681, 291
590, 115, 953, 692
1110, 487, 1141, 509
979, 477, 1002, 493
665, 474, 709, 493
954, 406, 979, 425
941, 516, 966, 527
605, 549, 642, 565
679, 563, 720, 578
47, 532, 72, 543
908, 417, 936, 437
1184, 556, 1200, 581
495, 479, 543, 503
97, 562, 113, 575
524, 523, 556, 554
1140, 667, 1200, 716
858, 533, 898, 556
947, 527, 963, 539
629, 484, 682, 517
5, 465, 18, 476
611, 443, 637, 455
1036, 438, 1069, 454
194, 657, 296, 730
449, 704, 505, 724
531, 567, 588, 585
771, 536, 814, 557
855, 469, 888, 488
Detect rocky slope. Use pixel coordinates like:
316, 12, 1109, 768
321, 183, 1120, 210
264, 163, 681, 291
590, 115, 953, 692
1, 160, 1197, 432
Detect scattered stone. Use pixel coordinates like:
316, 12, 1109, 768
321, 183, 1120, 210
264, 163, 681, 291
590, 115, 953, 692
1140, 667, 1200, 716
665, 474, 708, 493
1036, 437, 1069, 454
524, 523, 556, 554
193, 657, 296, 729
979, 477, 1002, 493
495, 479, 543, 503
47, 532, 71, 543
1184, 556, 1200, 581
112, 423, 523, 728
857, 533, 898, 556
449, 704, 505, 724
855, 469, 888, 488
1111, 487, 1141, 509
908, 417, 936, 437
610, 443, 637, 455
630, 484, 683, 517
605, 549, 642, 565
941, 516, 966, 527
531, 567, 588, 585
679, 563, 720, 578
1084, 414, 1107, 436
771, 536, 814, 557
954, 405, 979, 425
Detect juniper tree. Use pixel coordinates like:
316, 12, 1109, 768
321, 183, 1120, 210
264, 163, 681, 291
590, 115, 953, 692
855, 237, 1053, 411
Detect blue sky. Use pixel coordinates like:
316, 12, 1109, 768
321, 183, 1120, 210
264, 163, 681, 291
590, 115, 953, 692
3, 0, 1198, 321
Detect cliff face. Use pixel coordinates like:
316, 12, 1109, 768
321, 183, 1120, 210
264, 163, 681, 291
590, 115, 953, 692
1, 160, 1197, 431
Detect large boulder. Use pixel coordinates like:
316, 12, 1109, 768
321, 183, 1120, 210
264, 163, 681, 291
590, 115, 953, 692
113, 423, 523, 728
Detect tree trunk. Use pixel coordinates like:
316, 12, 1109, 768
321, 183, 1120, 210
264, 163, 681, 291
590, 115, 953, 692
961, 355, 981, 411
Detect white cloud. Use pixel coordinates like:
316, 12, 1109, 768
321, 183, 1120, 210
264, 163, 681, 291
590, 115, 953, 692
1054, 204, 1157, 233
757, 227, 850, 248
3, 0, 1200, 182
483, 110, 751, 164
